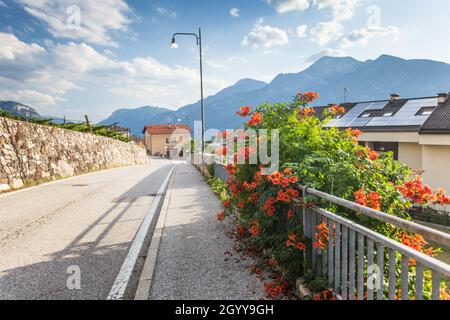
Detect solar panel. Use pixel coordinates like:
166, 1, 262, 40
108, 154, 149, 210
366, 101, 388, 110
325, 101, 388, 128
367, 98, 438, 127
347, 118, 372, 127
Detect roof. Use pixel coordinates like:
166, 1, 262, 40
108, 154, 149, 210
420, 99, 450, 134
316, 94, 450, 133
143, 124, 191, 135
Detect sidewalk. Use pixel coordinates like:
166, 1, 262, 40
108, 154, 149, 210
139, 163, 265, 300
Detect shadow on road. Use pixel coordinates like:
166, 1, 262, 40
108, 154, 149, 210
0, 164, 173, 300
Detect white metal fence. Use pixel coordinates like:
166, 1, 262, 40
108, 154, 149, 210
298, 186, 450, 300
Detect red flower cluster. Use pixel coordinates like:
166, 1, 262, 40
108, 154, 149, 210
277, 190, 291, 203
285, 232, 306, 251
246, 112, 263, 126
346, 128, 362, 139
313, 223, 330, 250
298, 107, 316, 118
216, 212, 225, 221
297, 91, 320, 103
225, 164, 238, 175
365, 147, 379, 161
313, 289, 336, 300
400, 232, 437, 266
236, 224, 246, 238
354, 189, 382, 211
264, 278, 289, 299
435, 188, 450, 205
236, 106, 251, 117
396, 175, 450, 205
328, 104, 345, 114
251, 265, 264, 276
267, 169, 298, 187
262, 197, 277, 216
249, 220, 260, 237
287, 209, 295, 219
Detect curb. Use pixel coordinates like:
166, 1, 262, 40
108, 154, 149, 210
134, 166, 177, 300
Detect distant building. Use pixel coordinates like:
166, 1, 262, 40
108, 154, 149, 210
321, 93, 450, 193
143, 124, 191, 158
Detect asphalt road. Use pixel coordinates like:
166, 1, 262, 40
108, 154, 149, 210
0, 159, 175, 300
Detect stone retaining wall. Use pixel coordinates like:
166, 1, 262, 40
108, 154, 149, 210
0, 117, 149, 193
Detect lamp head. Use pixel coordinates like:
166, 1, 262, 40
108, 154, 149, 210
171, 37, 178, 48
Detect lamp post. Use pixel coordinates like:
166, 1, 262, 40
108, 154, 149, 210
171, 28, 205, 163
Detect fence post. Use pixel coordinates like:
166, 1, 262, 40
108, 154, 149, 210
84, 115, 92, 132
303, 187, 312, 273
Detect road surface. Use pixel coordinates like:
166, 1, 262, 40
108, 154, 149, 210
0, 159, 175, 300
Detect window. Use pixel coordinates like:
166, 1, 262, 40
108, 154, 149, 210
166, 138, 170, 143
415, 107, 435, 116
368, 141, 399, 160
382, 112, 394, 117
171, 137, 177, 144
359, 111, 372, 118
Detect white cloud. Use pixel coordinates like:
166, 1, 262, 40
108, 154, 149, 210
0, 32, 229, 112
0, 89, 63, 107
266, 0, 310, 13
16, 0, 132, 46
296, 25, 308, 38
310, 20, 343, 46
341, 26, 400, 48
0, 1, 6, 8
0, 32, 45, 60
313, 0, 359, 21
241, 20, 289, 49
306, 48, 346, 62
230, 8, 239, 17
156, 7, 176, 18
266, 0, 359, 17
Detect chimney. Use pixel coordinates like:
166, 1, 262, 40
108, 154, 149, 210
437, 93, 449, 103
390, 93, 400, 102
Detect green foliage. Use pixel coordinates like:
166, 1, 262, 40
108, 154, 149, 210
221, 94, 448, 300
0, 112, 130, 142
208, 178, 229, 202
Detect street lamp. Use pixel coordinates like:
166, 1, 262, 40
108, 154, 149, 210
171, 28, 205, 163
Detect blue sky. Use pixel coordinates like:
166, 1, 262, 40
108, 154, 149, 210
1, 0, 450, 121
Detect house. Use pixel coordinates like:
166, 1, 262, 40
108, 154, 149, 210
321, 93, 450, 193
143, 124, 191, 158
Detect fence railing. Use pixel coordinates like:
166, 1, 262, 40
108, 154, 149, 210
211, 162, 450, 300
300, 186, 450, 300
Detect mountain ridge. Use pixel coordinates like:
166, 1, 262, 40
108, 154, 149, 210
0, 101, 41, 119
5, 54, 450, 135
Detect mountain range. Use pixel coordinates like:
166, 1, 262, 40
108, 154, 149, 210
0, 101, 40, 119
3, 54, 450, 136
100, 54, 450, 135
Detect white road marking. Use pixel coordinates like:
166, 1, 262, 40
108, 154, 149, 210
107, 165, 176, 300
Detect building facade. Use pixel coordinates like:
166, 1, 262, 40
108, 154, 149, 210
143, 124, 191, 158
321, 93, 450, 195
